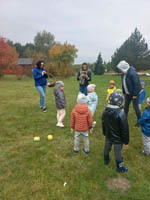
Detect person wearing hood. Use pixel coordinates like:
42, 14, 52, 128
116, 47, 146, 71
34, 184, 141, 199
87, 84, 98, 126
53, 81, 66, 127
32, 60, 48, 112
117, 60, 142, 127
70, 94, 93, 155
102, 92, 129, 173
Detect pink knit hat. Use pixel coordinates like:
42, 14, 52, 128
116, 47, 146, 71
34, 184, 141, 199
87, 84, 96, 92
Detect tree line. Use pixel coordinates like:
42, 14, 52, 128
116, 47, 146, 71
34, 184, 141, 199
93, 28, 150, 75
0, 28, 150, 78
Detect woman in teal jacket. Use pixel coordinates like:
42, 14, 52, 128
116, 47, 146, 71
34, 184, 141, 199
32, 60, 48, 112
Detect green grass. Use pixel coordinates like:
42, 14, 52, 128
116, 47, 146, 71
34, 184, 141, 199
0, 75, 150, 200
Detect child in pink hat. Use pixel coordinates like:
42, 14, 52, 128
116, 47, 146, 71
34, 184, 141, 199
87, 84, 98, 126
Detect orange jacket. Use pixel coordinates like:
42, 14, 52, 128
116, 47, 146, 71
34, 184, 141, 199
71, 104, 93, 131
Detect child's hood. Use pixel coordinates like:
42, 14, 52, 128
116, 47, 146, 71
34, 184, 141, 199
74, 104, 89, 114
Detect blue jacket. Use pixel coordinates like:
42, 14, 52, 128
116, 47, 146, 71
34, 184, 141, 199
32, 66, 48, 86
139, 89, 146, 104
87, 92, 98, 116
122, 67, 141, 96
138, 108, 150, 137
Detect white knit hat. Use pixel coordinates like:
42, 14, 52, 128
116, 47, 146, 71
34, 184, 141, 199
87, 84, 96, 92
77, 94, 87, 104
117, 60, 130, 74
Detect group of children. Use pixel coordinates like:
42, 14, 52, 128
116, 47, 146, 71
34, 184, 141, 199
51, 79, 150, 173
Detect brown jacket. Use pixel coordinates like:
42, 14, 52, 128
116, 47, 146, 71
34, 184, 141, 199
71, 104, 93, 131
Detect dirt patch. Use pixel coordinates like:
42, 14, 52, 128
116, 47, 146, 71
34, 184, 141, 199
107, 176, 131, 193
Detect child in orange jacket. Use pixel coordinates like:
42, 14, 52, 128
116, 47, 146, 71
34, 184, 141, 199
70, 94, 93, 154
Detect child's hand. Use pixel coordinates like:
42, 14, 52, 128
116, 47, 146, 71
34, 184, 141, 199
124, 144, 128, 149
89, 128, 93, 134
71, 128, 74, 133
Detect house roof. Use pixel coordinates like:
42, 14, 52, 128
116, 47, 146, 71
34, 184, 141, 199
18, 58, 33, 65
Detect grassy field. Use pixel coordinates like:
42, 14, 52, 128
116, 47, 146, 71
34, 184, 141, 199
0, 75, 150, 200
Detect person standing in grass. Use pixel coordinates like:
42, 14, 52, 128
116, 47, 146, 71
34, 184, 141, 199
87, 84, 98, 126
102, 92, 129, 173
117, 60, 142, 127
54, 81, 66, 128
139, 81, 146, 111
77, 63, 91, 96
32, 60, 48, 113
71, 94, 93, 155
106, 80, 116, 103
138, 97, 150, 156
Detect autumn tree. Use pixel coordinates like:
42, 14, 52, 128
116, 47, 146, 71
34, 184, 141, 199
0, 37, 18, 77
49, 42, 78, 77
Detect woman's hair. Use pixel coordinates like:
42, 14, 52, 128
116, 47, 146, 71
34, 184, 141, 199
36, 60, 44, 69
81, 62, 88, 71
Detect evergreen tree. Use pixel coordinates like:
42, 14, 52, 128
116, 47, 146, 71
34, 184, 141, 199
94, 53, 104, 75
111, 28, 150, 71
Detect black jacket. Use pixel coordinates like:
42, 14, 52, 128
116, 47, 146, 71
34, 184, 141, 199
102, 106, 129, 144
77, 70, 91, 86
122, 67, 141, 96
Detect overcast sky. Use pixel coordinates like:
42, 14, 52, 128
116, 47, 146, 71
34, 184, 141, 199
0, 0, 150, 63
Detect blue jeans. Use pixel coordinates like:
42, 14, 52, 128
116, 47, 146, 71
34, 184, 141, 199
79, 85, 87, 96
36, 85, 46, 108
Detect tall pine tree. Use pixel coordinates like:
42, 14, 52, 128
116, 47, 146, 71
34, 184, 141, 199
111, 28, 150, 71
94, 53, 104, 75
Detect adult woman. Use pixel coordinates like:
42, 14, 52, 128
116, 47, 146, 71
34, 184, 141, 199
77, 63, 91, 96
32, 60, 48, 112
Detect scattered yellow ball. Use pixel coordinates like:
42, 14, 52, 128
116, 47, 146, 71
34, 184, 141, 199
33, 136, 40, 141
47, 135, 53, 140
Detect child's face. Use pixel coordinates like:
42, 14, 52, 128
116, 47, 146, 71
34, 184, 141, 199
60, 86, 64, 91
109, 84, 115, 89
141, 84, 145, 89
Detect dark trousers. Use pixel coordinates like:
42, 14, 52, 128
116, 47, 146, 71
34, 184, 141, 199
104, 137, 123, 162
124, 94, 141, 120
79, 85, 87, 96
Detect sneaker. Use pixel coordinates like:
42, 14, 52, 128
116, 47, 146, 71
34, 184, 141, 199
141, 150, 150, 156
43, 108, 47, 113
40, 106, 43, 109
116, 162, 128, 173
104, 155, 110, 165
134, 123, 140, 128
57, 123, 64, 127
74, 150, 79, 154
82, 149, 89, 155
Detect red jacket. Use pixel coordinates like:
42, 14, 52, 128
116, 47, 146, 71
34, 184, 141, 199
71, 104, 93, 131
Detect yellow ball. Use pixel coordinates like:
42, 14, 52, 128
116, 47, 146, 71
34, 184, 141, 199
33, 136, 40, 141
47, 135, 53, 140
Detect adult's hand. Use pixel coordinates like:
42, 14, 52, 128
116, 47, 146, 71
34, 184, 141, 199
42, 71, 47, 76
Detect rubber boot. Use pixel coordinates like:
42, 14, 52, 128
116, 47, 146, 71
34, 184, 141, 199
116, 161, 128, 173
